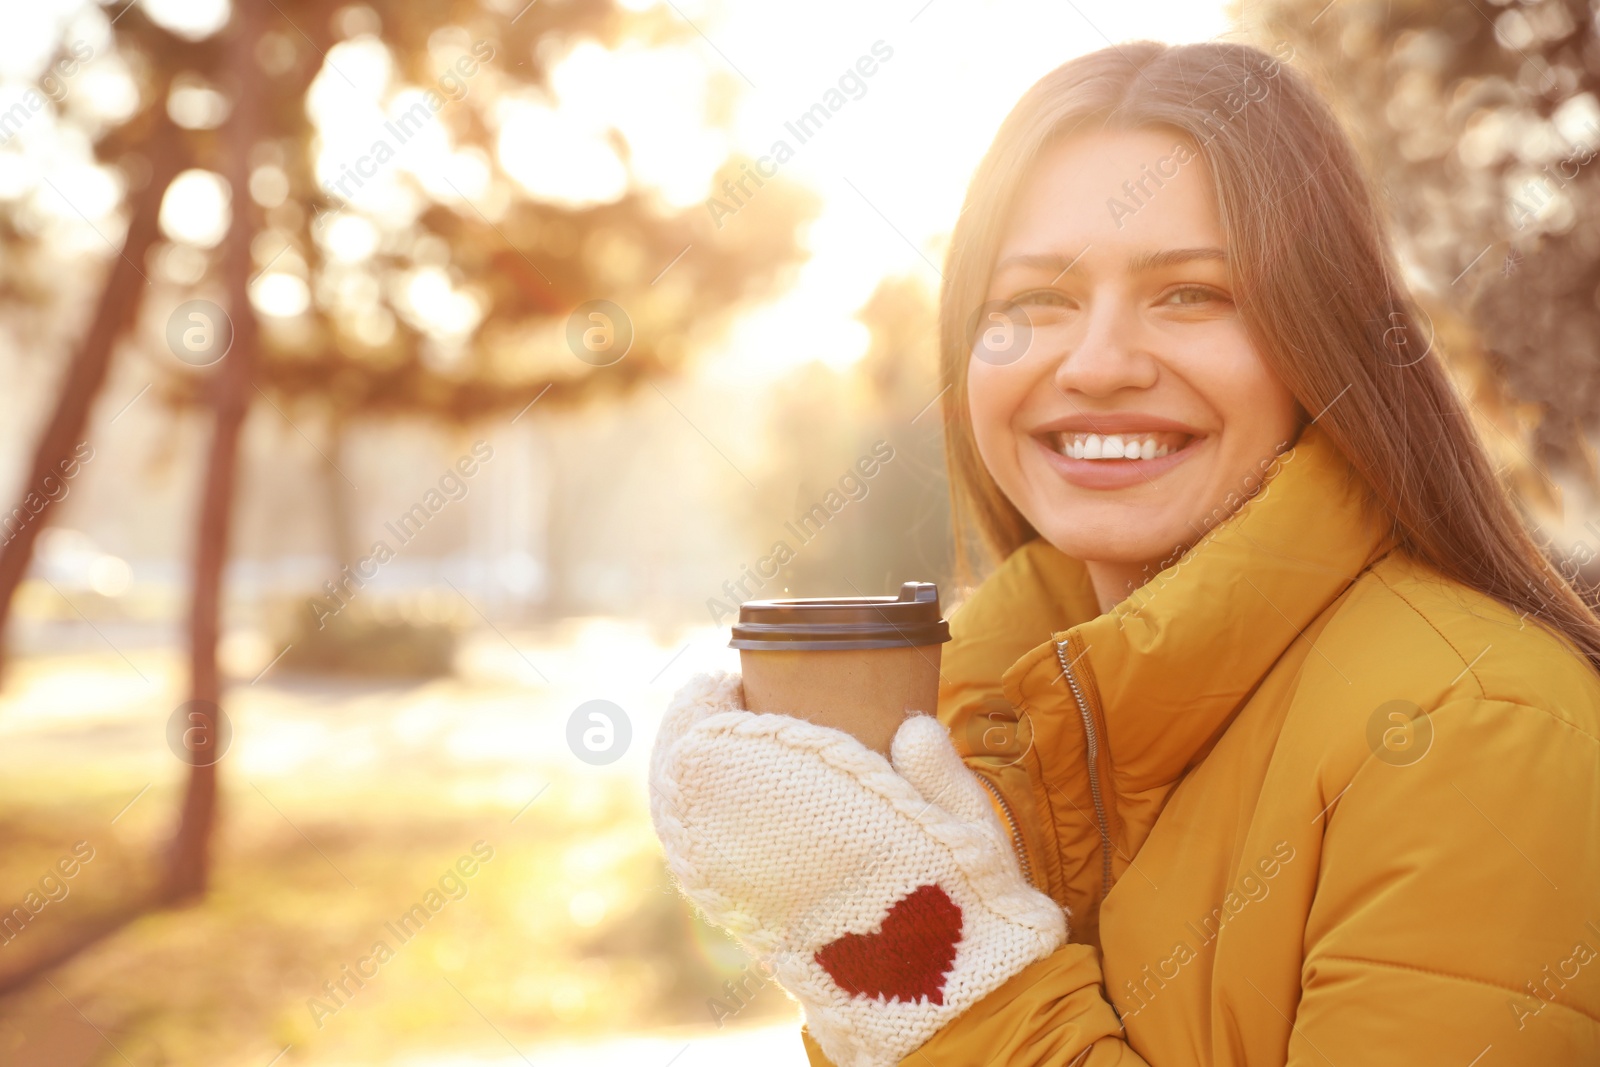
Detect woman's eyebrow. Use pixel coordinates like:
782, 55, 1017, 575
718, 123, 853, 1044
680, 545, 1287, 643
991, 250, 1084, 279
992, 246, 1228, 279
1128, 247, 1228, 272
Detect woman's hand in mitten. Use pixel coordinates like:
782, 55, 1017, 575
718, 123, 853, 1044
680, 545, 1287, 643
648, 671, 1067, 1067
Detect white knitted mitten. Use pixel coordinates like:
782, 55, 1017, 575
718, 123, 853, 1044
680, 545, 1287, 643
649, 672, 1067, 1067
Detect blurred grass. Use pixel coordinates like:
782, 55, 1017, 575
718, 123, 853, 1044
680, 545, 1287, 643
0, 638, 797, 1066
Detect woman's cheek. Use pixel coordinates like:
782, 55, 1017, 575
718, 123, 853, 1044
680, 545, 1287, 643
966, 359, 1016, 472
967, 365, 1044, 534
1175, 343, 1300, 505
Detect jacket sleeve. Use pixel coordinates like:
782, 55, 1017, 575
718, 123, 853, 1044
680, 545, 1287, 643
1285, 697, 1600, 1063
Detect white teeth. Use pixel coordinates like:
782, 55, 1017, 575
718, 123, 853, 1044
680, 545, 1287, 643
1054, 432, 1186, 460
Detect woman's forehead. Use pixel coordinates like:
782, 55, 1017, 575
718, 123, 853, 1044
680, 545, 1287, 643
996, 128, 1224, 265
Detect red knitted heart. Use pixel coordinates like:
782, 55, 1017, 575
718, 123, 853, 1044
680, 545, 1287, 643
813, 884, 963, 1005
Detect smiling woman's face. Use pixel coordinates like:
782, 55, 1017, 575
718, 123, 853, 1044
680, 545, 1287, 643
967, 127, 1303, 609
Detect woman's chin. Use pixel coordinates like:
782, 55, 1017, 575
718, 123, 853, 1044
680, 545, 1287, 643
1037, 517, 1193, 570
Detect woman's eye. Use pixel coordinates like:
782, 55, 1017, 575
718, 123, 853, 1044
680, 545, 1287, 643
1009, 289, 1071, 309
1161, 285, 1226, 307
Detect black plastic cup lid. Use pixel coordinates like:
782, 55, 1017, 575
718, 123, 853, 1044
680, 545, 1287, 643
729, 581, 951, 651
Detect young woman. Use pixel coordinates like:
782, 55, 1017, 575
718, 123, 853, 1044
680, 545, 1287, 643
651, 41, 1600, 1065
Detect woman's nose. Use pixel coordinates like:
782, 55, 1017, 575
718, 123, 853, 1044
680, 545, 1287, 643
1049, 297, 1159, 399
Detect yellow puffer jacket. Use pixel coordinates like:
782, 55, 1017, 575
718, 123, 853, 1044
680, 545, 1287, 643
803, 425, 1600, 1065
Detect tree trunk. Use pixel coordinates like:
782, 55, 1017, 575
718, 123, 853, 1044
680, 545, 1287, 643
161, 4, 263, 903
324, 413, 358, 572
0, 117, 184, 677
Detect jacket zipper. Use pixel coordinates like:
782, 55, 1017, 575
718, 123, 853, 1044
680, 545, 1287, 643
974, 772, 1036, 890
1056, 639, 1112, 896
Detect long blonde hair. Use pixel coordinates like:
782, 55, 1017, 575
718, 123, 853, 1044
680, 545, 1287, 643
938, 40, 1600, 673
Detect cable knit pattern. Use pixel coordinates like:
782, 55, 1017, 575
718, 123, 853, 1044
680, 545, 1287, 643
649, 671, 1068, 1067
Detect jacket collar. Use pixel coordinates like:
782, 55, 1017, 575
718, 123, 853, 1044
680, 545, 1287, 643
1002, 424, 1397, 791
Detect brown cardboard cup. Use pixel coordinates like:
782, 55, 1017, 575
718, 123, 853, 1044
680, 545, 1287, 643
730, 583, 951, 756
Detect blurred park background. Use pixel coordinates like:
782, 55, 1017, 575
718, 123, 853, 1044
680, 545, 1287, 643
0, 0, 1597, 1063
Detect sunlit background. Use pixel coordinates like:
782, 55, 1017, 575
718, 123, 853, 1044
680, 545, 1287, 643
1, 0, 1597, 1063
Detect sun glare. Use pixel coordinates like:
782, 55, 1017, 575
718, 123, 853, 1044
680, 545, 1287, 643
684, 0, 1235, 380
159, 168, 231, 248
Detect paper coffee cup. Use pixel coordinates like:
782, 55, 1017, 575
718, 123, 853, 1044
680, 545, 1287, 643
729, 582, 951, 755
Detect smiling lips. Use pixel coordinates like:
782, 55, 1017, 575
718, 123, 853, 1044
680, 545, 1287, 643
1033, 424, 1203, 490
